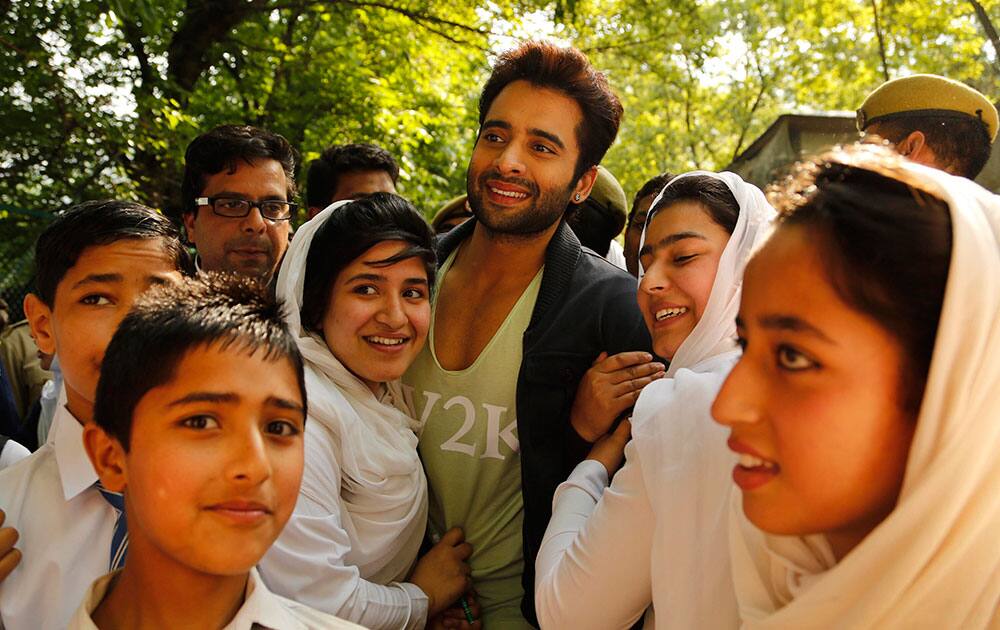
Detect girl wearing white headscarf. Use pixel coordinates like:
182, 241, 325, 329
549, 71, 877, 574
259, 194, 473, 629
535, 171, 776, 628
714, 146, 999, 628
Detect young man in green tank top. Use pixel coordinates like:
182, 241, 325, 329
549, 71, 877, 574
403, 41, 658, 627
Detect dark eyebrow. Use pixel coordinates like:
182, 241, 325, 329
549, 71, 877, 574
529, 128, 565, 149
71, 273, 123, 290
758, 314, 836, 345
346, 273, 384, 283
482, 119, 511, 132
347, 273, 428, 286
638, 231, 707, 258
266, 396, 304, 413
481, 120, 565, 150
168, 392, 239, 407
210, 191, 286, 201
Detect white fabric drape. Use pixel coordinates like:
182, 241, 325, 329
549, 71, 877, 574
728, 159, 1000, 628
274, 200, 428, 583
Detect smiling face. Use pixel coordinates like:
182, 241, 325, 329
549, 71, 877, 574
466, 80, 597, 239
115, 343, 305, 576
711, 225, 916, 560
321, 240, 431, 393
183, 158, 291, 280
637, 200, 732, 359
25, 238, 182, 422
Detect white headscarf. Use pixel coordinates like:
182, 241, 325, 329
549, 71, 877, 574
630, 172, 776, 628
728, 157, 1000, 628
274, 200, 428, 582
638, 171, 776, 377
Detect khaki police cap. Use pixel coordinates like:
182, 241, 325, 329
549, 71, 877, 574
586, 166, 628, 221
856, 74, 998, 143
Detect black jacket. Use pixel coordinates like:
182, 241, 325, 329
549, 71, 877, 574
436, 218, 653, 626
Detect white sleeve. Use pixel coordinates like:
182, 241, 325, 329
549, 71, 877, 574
0, 441, 30, 470
535, 444, 654, 629
259, 437, 428, 630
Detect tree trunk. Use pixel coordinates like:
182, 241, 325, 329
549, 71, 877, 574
968, 0, 1000, 77
870, 0, 891, 81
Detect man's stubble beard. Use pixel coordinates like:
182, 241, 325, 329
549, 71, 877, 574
467, 167, 576, 242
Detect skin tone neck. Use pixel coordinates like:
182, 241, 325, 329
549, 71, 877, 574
459, 218, 558, 282
64, 392, 94, 426
92, 535, 247, 629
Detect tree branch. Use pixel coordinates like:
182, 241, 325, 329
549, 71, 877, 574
870, 0, 891, 81
968, 0, 1000, 77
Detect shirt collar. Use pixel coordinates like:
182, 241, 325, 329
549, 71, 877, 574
52, 383, 98, 501
230, 568, 304, 630
74, 569, 303, 630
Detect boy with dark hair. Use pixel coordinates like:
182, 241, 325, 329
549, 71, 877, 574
181, 124, 298, 281
73, 274, 358, 628
403, 41, 658, 626
0, 200, 187, 629
305, 143, 400, 218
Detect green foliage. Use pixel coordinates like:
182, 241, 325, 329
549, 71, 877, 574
1, 0, 997, 221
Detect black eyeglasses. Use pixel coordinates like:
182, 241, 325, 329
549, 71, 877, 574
195, 196, 296, 221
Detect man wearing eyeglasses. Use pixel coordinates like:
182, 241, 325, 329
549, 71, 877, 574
180, 124, 298, 281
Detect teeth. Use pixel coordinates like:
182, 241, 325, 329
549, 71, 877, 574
655, 306, 688, 321
738, 453, 776, 469
367, 336, 407, 346
490, 187, 528, 199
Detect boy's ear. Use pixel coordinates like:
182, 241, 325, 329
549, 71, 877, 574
83, 423, 127, 493
23, 293, 56, 356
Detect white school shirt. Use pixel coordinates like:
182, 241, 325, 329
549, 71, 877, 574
0, 387, 118, 630
67, 568, 363, 630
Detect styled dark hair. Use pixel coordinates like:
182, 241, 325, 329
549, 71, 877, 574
628, 172, 675, 228
478, 41, 623, 180
306, 143, 400, 209
649, 174, 740, 235
33, 200, 188, 307
300, 193, 436, 333
94, 273, 306, 449
181, 124, 298, 217
872, 115, 992, 179
769, 146, 953, 414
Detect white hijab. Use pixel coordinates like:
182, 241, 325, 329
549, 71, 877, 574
275, 200, 428, 582
729, 157, 1000, 628
630, 172, 776, 628
638, 171, 776, 377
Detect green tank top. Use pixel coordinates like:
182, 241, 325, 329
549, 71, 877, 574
403, 250, 542, 629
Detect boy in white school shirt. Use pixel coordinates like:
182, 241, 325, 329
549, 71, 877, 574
0, 200, 188, 630
73, 274, 358, 629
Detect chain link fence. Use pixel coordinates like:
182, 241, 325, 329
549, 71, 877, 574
0, 205, 53, 324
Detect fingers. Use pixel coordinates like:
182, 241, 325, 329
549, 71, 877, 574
609, 359, 665, 385
0, 526, 21, 583
612, 371, 665, 399
611, 418, 632, 443
596, 351, 654, 373
0, 547, 21, 582
440, 526, 465, 546
453, 540, 473, 562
